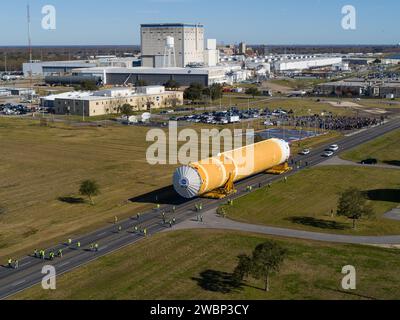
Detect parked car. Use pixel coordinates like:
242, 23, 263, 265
361, 158, 378, 165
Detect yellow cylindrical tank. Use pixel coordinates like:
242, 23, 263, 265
173, 138, 290, 198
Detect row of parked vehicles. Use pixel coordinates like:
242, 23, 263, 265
174, 107, 262, 125
0, 104, 30, 115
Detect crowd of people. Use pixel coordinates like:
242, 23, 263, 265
275, 114, 384, 131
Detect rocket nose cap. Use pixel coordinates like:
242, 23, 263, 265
173, 166, 202, 199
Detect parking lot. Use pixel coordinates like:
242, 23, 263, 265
174, 107, 262, 125
0, 103, 31, 115
257, 128, 323, 143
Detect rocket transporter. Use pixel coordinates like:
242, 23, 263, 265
173, 138, 291, 199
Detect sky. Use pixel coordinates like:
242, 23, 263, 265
0, 0, 399, 46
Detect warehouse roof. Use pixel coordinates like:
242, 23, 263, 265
74, 66, 229, 75
141, 23, 204, 28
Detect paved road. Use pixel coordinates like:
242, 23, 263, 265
172, 208, 400, 245
318, 156, 400, 170
0, 117, 399, 299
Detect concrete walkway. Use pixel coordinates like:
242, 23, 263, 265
170, 208, 400, 245
317, 156, 400, 170
384, 208, 400, 221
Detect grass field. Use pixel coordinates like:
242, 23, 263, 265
261, 98, 354, 116
224, 166, 400, 235
0, 118, 179, 262
342, 129, 400, 166
355, 99, 400, 110
267, 79, 329, 91
13, 229, 400, 300
0, 116, 339, 262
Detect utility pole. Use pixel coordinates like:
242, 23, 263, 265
4, 52, 7, 73
27, 4, 33, 109
1, 53, 5, 73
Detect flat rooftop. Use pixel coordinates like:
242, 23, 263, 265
141, 23, 204, 28
44, 86, 174, 102
275, 56, 342, 64
74, 66, 234, 75
318, 80, 400, 87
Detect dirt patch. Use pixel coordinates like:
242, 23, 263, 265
326, 101, 388, 115
262, 80, 292, 93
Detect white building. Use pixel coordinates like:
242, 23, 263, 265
332, 62, 350, 72
141, 23, 205, 68
204, 39, 219, 67
0, 88, 11, 97
273, 56, 343, 72
22, 58, 140, 77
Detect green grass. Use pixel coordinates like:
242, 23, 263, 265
268, 79, 330, 91
225, 166, 400, 235
12, 229, 400, 300
263, 98, 354, 116
342, 129, 400, 166
0, 117, 180, 262
0, 116, 339, 262
356, 99, 400, 110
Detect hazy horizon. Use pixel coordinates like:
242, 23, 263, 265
0, 0, 399, 46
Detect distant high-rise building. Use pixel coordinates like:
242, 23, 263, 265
239, 42, 247, 55
141, 23, 205, 68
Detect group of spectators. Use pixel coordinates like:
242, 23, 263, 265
275, 114, 384, 131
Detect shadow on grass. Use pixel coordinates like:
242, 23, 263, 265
321, 287, 377, 300
129, 186, 188, 206
58, 196, 86, 204
383, 160, 400, 167
287, 216, 348, 230
365, 189, 400, 203
192, 270, 243, 294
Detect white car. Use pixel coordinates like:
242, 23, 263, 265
328, 144, 339, 152
323, 151, 334, 157
300, 149, 311, 155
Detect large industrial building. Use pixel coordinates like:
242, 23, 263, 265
141, 23, 205, 68
42, 86, 183, 117
42, 22, 232, 87
315, 78, 400, 98
272, 56, 343, 72
23, 57, 141, 77
71, 64, 249, 87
